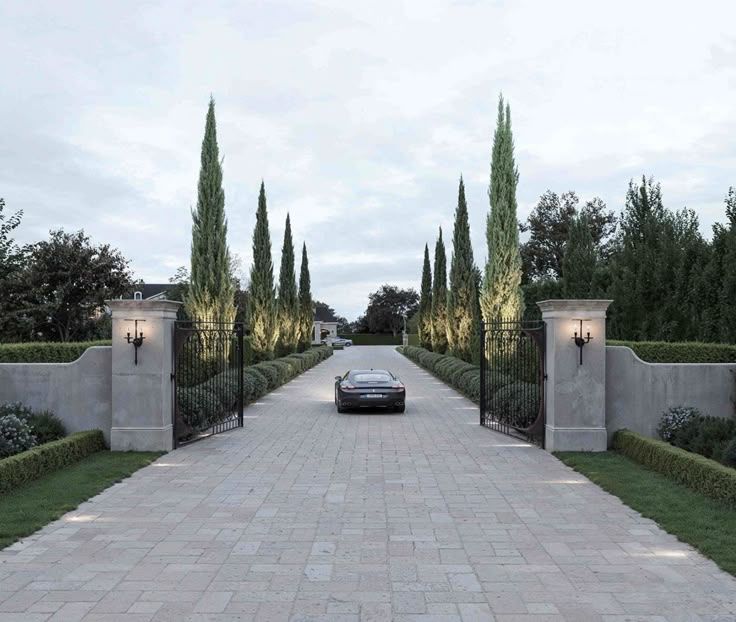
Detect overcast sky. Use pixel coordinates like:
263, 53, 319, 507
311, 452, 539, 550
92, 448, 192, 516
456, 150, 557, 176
2, 1, 735, 320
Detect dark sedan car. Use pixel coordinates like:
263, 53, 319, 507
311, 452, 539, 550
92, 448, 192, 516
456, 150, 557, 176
334, 369, 406, 413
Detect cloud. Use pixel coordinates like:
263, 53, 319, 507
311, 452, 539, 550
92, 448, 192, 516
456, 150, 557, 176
1, 0, 735, 320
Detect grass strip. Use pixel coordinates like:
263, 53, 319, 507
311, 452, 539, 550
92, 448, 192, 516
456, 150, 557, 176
0, 450, 161, 549
556, 451, 736, 577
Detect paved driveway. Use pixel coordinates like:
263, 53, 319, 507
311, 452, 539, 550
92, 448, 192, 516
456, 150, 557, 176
1, 346, 735, 621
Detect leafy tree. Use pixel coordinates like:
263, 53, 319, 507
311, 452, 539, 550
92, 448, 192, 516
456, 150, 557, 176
447, 177, 476, 362
297, 242, 313, 351
185, 97, 236, 327
364, 285, 419, 336
418, 244, 433, 349
167, 266, 190, 303
561, 214, 597, 298
608, 176, 705, 341
0, 198, 27, 341
481, 95, 523, 323
313, 300, 349, 332
520, 191, 616, 282
430, 228, 448, 353
22, 229, 132, 341
277, 214, 299, 355
247, 182, 279, 361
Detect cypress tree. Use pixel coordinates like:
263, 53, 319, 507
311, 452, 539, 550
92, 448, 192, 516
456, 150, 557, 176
418, 244, 433, 349
298, 242, 313, 352
481, 95, 524, 323
277, 213, 299, 355
247, 181, 279, 361
185, 97, 236, 327
720, 187, 736, 342
430, 228, 448, 354
561, 214, 597, 298
447, 177, 476, 362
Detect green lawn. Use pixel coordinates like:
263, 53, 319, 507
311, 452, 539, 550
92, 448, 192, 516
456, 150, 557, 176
0, 451, 162, 549
557, 451, 736, 576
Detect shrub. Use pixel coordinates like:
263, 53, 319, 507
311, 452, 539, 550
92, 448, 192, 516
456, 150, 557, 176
25, 411, 66, 444
252, 362, 280, 390
0, 402, 35, 420
669, 415, 736, 461
245, 368, 269, 400
609, 340, 736, 363
400, 345, 480, 404
0, 430, 106, 495
657, 406, 700, 442
613, 429, 736, 508
0, 341, 111, 363
0, 415, 37, 459
493, 382, 540, 427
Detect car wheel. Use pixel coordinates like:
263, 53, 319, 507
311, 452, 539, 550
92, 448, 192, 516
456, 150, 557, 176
336, 390, 346, 413
395, 404, 405, 413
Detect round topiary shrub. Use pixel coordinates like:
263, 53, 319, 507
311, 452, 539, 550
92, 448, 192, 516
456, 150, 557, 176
0, 414, 37, 458
657, 406, 700, 442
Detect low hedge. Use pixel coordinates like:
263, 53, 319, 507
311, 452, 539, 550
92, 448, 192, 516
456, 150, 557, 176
609, 340, 736, 363
613, 429, 736, 508
339, 334, 402, 345
0, 430, 106, 495
177, 346, 332, 426
400, 345, 480, 403
0, 341, 111, 363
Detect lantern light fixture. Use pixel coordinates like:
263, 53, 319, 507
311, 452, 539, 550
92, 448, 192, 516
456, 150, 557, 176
125, 319, 146, 365
572, 319, 592, 365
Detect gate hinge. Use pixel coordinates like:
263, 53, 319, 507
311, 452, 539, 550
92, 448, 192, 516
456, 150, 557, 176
543, 373, 548, 380
170, 373, 175, 381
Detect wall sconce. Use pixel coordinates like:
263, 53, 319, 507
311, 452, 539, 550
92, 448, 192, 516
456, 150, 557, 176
125, 319, 146, 365
572, 319, 592, 365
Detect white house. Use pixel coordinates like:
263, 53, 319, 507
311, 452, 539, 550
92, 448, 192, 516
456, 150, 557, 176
312, 320, 338, 344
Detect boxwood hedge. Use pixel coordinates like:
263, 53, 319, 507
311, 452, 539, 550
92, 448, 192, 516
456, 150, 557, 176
177, 346, 332, 427
609, 340, 736, 363
613, 429, 736, 508
0, 430, 106, 495
0, 341, 111, 363
399, 345, 480, 404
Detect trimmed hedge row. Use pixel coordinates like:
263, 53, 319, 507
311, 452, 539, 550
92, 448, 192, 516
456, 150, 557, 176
178, 346, 333, 427
0, 341, 111, 363
339, 334, 402, 345
0, 430, 106, 495
609, 340, 736, 363
400, 345, 481, 403
613, 429, 736, 508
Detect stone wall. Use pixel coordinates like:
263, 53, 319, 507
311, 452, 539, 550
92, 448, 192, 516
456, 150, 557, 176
0, 346, 112, 442
606, 345, 736, 441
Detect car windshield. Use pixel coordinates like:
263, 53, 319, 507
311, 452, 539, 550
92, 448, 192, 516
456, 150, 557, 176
352, 373, 392, 383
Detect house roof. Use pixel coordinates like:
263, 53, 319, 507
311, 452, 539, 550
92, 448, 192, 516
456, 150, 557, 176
127, 284, 171, 299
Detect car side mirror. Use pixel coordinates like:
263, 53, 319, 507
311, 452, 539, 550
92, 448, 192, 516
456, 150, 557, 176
335, 376, 342, 381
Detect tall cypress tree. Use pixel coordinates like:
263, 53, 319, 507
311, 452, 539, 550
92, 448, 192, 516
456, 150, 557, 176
277, 213, 299, 355
562, 214, 597, 298
418, 244, 433, 349
298, 242, 313, 352
248, 181, 279, 361
482, 95, 524, 323
447, 177, 476, 362
431, 228, 448, 354
186, 97, 236, 326
720, 187, 736, 342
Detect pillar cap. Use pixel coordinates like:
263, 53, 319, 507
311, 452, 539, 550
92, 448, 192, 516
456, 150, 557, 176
106, 299, 183, 315
537, 299, 612, 318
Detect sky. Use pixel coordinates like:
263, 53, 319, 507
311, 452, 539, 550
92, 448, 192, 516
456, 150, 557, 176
1, 0, 735, 321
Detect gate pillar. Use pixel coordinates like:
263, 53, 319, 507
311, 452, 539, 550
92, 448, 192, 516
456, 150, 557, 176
538, 299, 612, 452
106, 299, 182, 452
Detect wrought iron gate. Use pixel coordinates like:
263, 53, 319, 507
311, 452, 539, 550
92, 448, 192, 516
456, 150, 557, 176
172, 320, 244, 447
480, 319, 546, 446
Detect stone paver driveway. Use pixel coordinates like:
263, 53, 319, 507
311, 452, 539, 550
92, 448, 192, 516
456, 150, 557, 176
1, 346, 735, 622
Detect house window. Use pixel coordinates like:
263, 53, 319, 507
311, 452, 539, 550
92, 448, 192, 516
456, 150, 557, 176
134, 291, 143, 300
